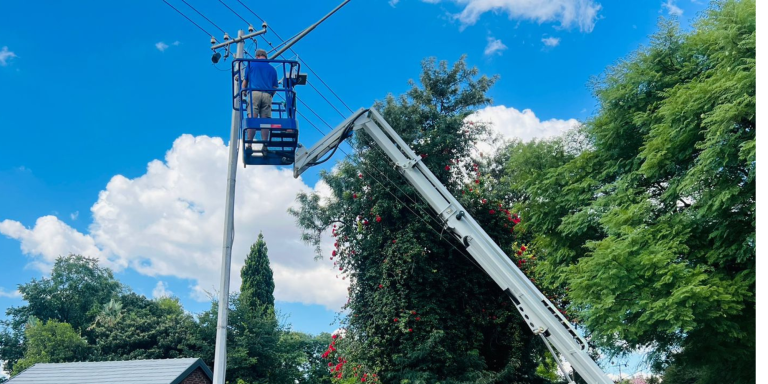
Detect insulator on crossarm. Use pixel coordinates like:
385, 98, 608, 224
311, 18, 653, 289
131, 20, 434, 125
223, 32, 230, 41
210, 36, 216, 45
248, 25, 254, 33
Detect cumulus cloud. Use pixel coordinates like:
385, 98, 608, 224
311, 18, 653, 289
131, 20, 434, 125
662, 0, 683, 16
0, 135, 348, 310
155, 42, 170, 52
0, 46, 17, 66
0, 288, 21, 298
424, 0, 601, 32
152, 281, 173, 298
70, 211, 79, 220
468, 105, 579, 145
484, 37, 508, 56
542, 36, 561, 47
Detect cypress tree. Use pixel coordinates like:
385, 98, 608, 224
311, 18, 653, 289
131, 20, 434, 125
240, 232, 276, 313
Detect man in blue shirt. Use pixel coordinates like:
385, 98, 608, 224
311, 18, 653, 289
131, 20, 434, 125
242, 48, 278, 153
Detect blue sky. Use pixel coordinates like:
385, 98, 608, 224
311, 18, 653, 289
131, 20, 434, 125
1, 0, 710, 379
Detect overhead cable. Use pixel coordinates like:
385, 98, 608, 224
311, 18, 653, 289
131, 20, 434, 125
161, 0, 215, 38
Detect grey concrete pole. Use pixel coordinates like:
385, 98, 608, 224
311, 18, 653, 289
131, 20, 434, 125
212, 29, 245, 384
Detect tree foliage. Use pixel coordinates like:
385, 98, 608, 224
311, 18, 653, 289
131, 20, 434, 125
12, 319, 88, 375
508, 1, 755, 382
241, 232, 276, 313
0, 255, 121, 373
88, 294, 202, 361
290, 57, 551, 383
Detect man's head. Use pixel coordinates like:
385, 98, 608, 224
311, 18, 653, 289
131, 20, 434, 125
255, 49, 267, 59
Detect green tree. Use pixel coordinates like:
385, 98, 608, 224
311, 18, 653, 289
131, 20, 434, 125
241, 233, 276, 313
512, 1, 755, 383
196, 294, 290, 384
89, 293, 202, 361
0, 254, 121, 373
290, 57, 548, 383
14, 255, 122, 332
12, 319, 88, 375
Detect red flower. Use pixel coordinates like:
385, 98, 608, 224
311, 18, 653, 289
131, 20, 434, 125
475, 179, 480, 184
332, 334, 338, 339
489, 209, 496, 214
378, 284, 383, 288
482, 199, 487, 204
339, 267, 343, 271
353, 193, 358, 199
358, 173, 363, 178
411, 310, 416, 315
445, 165, 450, 171
392, 239, 396, 244
416, 317, 421, 321
521, 245, 527, 252
512, 217, 521, 224
394, 318, 399, 322
420, 154, 427, 158
332, 250, 337, 256
376, 215, 382, 222
408, 328, 413, 332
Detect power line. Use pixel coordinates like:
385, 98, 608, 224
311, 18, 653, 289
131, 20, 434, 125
161, 0, 215, 38
179, 0, 227, 34
235, 0, 266, 23
217, 0, 251, 26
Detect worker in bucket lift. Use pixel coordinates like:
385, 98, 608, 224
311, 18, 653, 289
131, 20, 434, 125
241, 48, 278, 154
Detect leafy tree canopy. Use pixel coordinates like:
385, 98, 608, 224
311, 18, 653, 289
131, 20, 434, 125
508, 1, 755, 382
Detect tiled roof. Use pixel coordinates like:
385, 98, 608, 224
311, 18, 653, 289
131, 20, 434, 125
7, 358, 212, 384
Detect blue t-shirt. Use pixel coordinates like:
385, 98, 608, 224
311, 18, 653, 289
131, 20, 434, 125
244, 60, 278, 95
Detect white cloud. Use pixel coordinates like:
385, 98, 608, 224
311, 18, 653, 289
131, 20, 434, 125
0, 215, 114, 267
0, 46, 17, 66
542, 36, 561, 47
172, 41, 181, 46
155, 42, 170, 52
662, 0, 683, 16
389, 0, 400, 7
152, 281, 173, 298
70, 211, 79, 220
484, 37, 508, 56
0, 287, 21, 298
424, 0, 601, 32
0, 135, 348, 310
468, 105, 579, 145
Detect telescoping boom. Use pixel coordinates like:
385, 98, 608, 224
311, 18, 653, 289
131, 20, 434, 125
293, 108, 613, 384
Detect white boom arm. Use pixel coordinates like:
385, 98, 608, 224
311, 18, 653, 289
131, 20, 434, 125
294, 108, 612, 384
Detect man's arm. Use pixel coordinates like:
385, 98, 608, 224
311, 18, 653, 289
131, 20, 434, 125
271, 68, 278, 96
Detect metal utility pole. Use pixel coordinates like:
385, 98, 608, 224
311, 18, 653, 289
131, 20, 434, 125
210, 26, 266, 384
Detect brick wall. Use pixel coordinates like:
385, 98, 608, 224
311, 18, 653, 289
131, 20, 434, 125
180, 367, 212, 384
